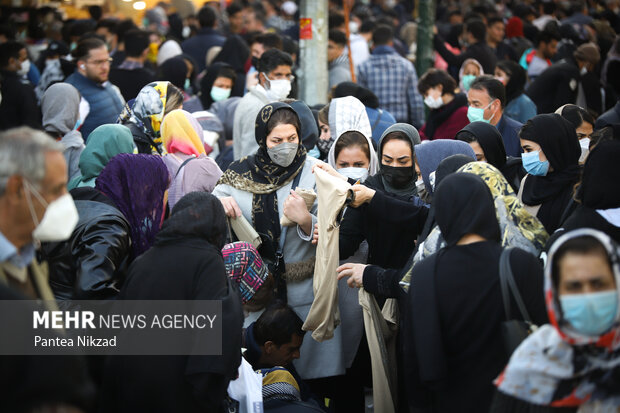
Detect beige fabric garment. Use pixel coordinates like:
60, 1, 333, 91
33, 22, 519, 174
302, 168, 350, 341
281, 187, 317, 227
359, 290, 398, 413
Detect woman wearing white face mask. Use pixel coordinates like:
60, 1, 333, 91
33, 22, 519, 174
214, 103, 349, 383
418, 68, 469, 141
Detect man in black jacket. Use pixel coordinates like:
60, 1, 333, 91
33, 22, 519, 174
108, 29, 156, 101
434, 18, 498, 74
526, 42, 601, 115
0, 41, 41, 130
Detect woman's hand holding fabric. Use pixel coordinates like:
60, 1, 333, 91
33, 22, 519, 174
220, 196, 242, 218
337, 263, 368, 288
312, 161, 347, 181
349, 185, 376, 208
283, 190, 312, 235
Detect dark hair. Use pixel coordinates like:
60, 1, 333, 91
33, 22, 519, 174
329, 29, 347, 47
329, 13, 345, 29
334, 131, 371, 162
372, 25, 394, 46
254, 301, 305, 346
216, 65, 237, 83
116, 19, 138, 44
455, 130, 477, 143
257, 48, 293, 74
244, 273, 275, 312
123, 29, 150, 57
198, 6, 217, 28
381, 131, 413, 153
96, 18, 119, 33
88, 5, 103, 21
72, 37, 106, 61
537, 29, 561, 46
542, 2, 557, 15
487, 16, 504, 27
226, 2, 243, 17
0, 24, 16, 41
266, 108, 301, 137
470, 75, 506, 108
252, 32, 283, 51
551, 235, 612, 290
165, 84, 184, 115
318, 104, 329, 125
558, 105, 594, 129
360, 19, 376, 34
589, 126, 616, 150
0, 41, 24, 68
466, 19, 487, 42
282, 36, 299, 59
250, 3, 267, 25
418, 68, 457, 96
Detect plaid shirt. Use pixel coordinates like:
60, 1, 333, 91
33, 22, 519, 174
357, 46, 425, 128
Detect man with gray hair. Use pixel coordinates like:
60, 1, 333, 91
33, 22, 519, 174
0, 127, 78, 300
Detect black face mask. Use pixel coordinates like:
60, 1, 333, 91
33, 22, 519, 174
251, 56, 260, 69
381, 164, 415, 188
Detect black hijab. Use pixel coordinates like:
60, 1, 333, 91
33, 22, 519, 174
155, 192, 227, 248
289, 100, 319, 151
217, 102, 307, 247
211, 35, 249, 98
456, 121, 507, 170
157, 56, 187, 91
434, 173, 501, 246
424, 93, 468, 140
497, 60, 526, 104
332, 81, 380, 109
200, 62, 235, 109
576, 140, 620, 209
521, 114, 582, 232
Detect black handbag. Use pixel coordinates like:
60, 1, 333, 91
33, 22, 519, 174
499, 248, 537, 357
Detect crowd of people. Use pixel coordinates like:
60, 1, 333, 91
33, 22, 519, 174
0, 0, 620, 412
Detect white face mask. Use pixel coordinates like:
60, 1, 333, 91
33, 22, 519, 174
338, 167, 369, 182
263, 73, 292, 100
24, 180, 79, 243
415, 177, 425, 192
17, 59, 30, 76
349, 21, 360, 34
424, 94, 444, 109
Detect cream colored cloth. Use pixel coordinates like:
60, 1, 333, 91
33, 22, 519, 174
359, 290, 398, 413
280, 187, 317, 227
302, 168, 350, 341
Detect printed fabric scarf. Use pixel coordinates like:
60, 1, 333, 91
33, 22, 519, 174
217, 102, 306, 248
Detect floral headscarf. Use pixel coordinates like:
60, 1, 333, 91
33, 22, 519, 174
118, 81, 170, 154
495, 229, 620, 408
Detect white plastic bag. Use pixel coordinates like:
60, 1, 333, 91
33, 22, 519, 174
227, 357, 263, 413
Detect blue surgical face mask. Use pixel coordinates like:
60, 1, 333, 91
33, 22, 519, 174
522, 150, 550, 176
210, 86, 231, 102
184, 78, 191, 91
461, 74, 476, 91
560, 290, 618, 336
338, 167, 369, 182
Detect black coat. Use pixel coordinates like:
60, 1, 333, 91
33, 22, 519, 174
404, 243, 548, 413
100, 237, 243, 413
546, 205, 620, 250
0, 70, 41, 130
108, 67, 156, 102
40, 188, 130, 306
339, 175, 429, 271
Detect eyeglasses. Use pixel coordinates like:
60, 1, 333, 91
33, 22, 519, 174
86, 57, 113, 67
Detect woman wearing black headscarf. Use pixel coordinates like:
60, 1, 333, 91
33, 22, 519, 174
456, 121, 525, 191
200, 62, 237, 110
101, 192, 243, 413
403, 173, 548, 413
495, 60, 537, 124
548, 140, 620, 246
518, 114, 582, 233
210, 35, 250, 98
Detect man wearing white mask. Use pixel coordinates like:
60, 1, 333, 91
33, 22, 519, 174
0, 41, 41, 131
0, 127, 78, 300
233, 49, 294, 160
